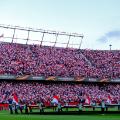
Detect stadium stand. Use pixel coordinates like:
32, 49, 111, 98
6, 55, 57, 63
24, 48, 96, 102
0, 42, 120, 79
0, 42, 120, 113
0, 81, 120, 105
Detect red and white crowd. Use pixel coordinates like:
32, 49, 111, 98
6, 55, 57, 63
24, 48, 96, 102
0, 82, 120, 105
0, 42, 120, 79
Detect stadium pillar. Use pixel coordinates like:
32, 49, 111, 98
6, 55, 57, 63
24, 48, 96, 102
40, 33, 44, 46
26, 30, 30, 44
67, 35, 71, 48
79, 36, 83, 49
54, 33, 58, 47
12, 28, 16, 43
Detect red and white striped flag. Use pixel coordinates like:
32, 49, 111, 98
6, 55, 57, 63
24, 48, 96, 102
52, 95, 59, 104
106, 95, 112, 104
1, 94, 6, 102
13, 93, 19, 105
85, 95, 91, 105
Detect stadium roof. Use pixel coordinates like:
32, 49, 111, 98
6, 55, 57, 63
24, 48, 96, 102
0, 24, 84, 49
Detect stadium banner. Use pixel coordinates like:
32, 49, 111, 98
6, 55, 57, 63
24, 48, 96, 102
75, 77, 99, 82
16, 75, 45, 80
0, 75, 15, 80
16, 75, 30, 80
99, 78, 110, 82
0, 74, 120, 83
45, 76, 57, 81
87, 78, 110, 82
75, 77, 86, 81
110, 79, 120, 82
75, 77, 111, 82
28, 76, 45, 80
57, 77, 75, 81
87, 78, 98, 82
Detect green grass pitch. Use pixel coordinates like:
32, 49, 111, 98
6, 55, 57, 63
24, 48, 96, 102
0, 111, 120, 120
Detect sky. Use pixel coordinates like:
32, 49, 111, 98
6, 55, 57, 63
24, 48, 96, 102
0, 0, 120, 50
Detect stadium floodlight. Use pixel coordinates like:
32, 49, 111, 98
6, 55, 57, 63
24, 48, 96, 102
109, 44, 112, 50
0, 24, 84, 49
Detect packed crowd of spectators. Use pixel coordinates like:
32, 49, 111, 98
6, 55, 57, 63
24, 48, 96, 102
0, 42, 120, 79
81, 49, 120, 79
0, 82, 120, 105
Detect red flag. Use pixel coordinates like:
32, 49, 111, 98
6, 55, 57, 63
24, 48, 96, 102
2, 94, 6, 102
85, 95, 91, 105
106, 95, 112, 104
13, 93, 19, 105
52, 95, 59, 104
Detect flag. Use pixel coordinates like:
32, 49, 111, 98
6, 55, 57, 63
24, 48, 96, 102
85, 95, 90, 105
106, 95, 112, 104
1, 94, 6, 102
13, 93, 19, 105
51, 95, 59, 104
